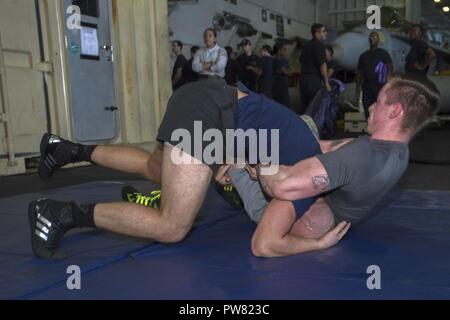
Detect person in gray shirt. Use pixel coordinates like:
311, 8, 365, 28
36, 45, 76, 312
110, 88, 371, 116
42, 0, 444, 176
244, 74, 440, 258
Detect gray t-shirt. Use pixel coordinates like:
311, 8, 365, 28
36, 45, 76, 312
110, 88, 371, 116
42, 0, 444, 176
317, 136, 409, 225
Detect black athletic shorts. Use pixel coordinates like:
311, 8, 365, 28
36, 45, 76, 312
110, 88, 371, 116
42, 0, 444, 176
157, 78, 237, 171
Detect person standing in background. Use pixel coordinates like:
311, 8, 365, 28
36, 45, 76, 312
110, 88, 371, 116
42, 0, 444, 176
258, 45, 274, 98
356, 32, 393, 119
179, 46, 200, 87
299, 24, 330, 113
171, 40, 187, 91
405, 24, 436, 76
272, 42, 292, 109
325, 46, 340, 79
236, 39, 262, 91
192, 28, 228, 79
224, 46, 240, 86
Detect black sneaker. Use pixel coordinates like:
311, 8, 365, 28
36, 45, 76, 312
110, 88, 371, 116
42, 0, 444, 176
121, 186, 161, 209
38, 133, 89, 180
212, 181, 244, 209
28, 199, 77, 260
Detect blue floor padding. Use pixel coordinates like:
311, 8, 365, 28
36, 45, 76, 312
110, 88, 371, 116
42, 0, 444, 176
1, 181, 450, 300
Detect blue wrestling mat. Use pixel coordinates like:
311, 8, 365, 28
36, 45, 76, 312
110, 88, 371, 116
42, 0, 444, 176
1, 181, 450, 300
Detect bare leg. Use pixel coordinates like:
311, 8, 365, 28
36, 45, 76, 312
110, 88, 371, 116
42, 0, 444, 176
91, 143, 163, 183
290, 198, 336, 240
93, 144, 212, 242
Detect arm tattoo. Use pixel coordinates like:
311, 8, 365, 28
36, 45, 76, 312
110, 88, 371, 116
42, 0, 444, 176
312, 175, 330, 191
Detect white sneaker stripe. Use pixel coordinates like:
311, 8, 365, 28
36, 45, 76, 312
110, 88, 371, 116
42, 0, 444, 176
35, 230, 48, 241
36, 221, 49, 234
37, 214, 52, 228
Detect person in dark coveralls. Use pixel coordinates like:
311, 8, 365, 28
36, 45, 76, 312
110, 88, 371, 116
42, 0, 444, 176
224, 46, 240, 86
171, 40, 187, 91
356, 32, 393, 119
299, 24, 330, 114
179, 46, 200, 88
236, 39, 262, 91
272, 42, 292, 109
325, 46, 339, 79
405, 24, 436, 76
258, 45, 274, 98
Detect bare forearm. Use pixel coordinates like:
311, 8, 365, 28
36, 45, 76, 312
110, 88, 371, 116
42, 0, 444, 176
415, 50, 435, 70
247, 66, 262, 76
192, 57, 202, 73
172, 69, 182, 86
387, 64, 393, 79
320, 63, 329, 84
327, 68, 335, 79
257, 165, 287, 198
425, 50, 436, 68
355, 70, 362, 92
253, 234, 322, 258
258, 172, 276, 198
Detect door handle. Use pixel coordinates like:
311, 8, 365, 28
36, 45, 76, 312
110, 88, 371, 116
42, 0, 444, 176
105, 106, 118, 112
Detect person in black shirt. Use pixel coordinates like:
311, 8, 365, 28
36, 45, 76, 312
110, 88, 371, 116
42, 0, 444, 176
356, 32, 393, 119
258, 45, 274, 98
300, 24, 331, 114
325, 46, 340, 79
171, 40, 187, 91
272, 42, 292, 109
179, 46, 200, 88
405, 24, 436, 76
224, 46, 240, 86
237, 39, 262, 91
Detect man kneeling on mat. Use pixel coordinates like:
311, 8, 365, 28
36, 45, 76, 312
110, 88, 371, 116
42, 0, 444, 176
29, 75, 439, 260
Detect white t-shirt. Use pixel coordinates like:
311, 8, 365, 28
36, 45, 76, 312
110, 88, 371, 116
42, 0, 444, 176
192, 44, 228, 78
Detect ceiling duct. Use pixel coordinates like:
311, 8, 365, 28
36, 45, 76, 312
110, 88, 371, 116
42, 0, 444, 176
213, 11, 257, 37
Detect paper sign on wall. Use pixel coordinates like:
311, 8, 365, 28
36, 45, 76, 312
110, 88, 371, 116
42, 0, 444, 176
80, 26, 99, 57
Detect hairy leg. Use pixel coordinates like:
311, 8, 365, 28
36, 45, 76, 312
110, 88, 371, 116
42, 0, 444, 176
93, 144, 212, 243
91, 143, 163, 183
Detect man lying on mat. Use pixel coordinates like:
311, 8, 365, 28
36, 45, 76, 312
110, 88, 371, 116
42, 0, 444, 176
247, 74, 439, 257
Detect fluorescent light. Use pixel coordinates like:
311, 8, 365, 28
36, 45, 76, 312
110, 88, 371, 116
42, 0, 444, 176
443, 6, 450, 13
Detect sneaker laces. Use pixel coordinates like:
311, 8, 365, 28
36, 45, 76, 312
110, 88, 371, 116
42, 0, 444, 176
224, 185, 234, 192
134, 190, 161, 208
